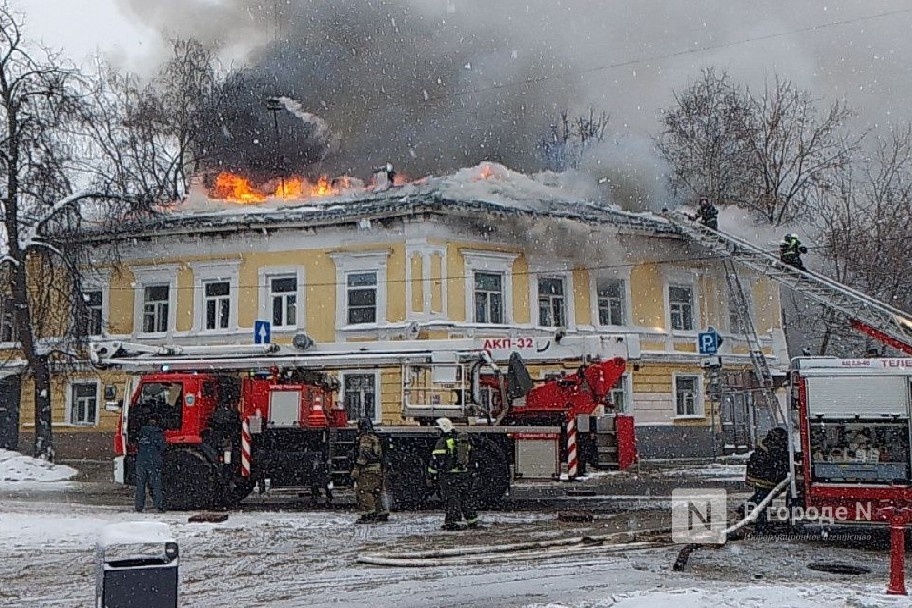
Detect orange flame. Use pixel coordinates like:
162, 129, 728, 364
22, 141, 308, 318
274, 175, 353, 199
478, 164, 494, 180
212, 172, 266, 203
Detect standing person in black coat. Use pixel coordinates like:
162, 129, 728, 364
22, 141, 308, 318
134, 414, 166, 513
744, 427, 790, 531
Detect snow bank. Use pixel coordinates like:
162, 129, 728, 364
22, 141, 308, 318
659, 463, 746, 481
0, 448, 77, 483
529, 583, 905, 607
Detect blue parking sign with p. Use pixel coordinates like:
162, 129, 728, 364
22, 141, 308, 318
698, 330, 719, 355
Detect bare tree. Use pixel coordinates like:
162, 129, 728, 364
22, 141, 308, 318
800, 125, 912, 355
657, 68, 751, 205
541, 108, 609, 172
658, 70, 856, 223
740, 77, 856, 225
0, 5, 175, 459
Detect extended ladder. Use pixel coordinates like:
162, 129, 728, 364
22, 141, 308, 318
723, 258, 785, 428
667, 212, 912, 356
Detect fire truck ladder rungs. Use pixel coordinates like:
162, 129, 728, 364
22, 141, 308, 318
668, 212, 912, 356
723, 258, 785, 427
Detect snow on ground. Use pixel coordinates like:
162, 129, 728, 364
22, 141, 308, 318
0, 487, 904, 608
0, 448, 76, 484
527, 583, 907, 608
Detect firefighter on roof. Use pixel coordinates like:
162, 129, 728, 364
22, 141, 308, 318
779, 233, 808, 271
694, 197, 719, 230
352, 417, 389, 524
427, 417, 479, 531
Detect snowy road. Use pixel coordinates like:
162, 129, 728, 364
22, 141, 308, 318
0, 489, 906, 608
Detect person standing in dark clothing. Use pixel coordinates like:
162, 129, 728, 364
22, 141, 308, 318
352, 416, 388, 523
744, 427, 790, 531
427, 417, 478, 531
694, 197, 719, 230
134, 414, 166, 513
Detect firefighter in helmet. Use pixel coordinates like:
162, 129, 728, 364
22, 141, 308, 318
427, 417, 479, 531
743, 427, 790, 532
779, 233, 808, 271
694, 197, 719, 230
352, 417, 388, 523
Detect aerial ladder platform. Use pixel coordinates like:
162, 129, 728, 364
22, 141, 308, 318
665, 211, 912, 356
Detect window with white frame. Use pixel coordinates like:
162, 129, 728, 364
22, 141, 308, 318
0, 298, 16, 343
269, 276, 298, 328
69, 382, 98, 426
597, 278, 626, 326
610, 374, 632, 413
85, 290, 104, 336
474, 271, 504, 324
669, 284, 694, 331
538, 276, 566, 327
142, 285, 170, 334
347, 272, 378, 325
342, 373, 378, 421
203, 280, 231, 330
675, 375, 701, 417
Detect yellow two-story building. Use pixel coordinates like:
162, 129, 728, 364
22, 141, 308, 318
8, 165, 788, 461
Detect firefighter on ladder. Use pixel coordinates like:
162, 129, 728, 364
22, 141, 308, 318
779, 233, 808, 271
427, 417, 479, 531
352, 417, 389, 524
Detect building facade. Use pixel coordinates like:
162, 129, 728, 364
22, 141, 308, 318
8, 169, 788, 460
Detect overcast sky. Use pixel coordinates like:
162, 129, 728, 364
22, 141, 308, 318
14, 1, 912, 204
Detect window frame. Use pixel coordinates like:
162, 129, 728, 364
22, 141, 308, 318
462, 250, 518, 325
258, 266, 306, 332
189, 260, 241, 335
673, 373, 703, 418
668, 283, 696, 332
474, 270, 505, 325
203, 279, 231, 331
329, 250, 391, 331
610, 373, 633, 414
595, 277, 627, 327
340, 370, 381, 423
132, 264, 179, 338
84, 289, 105, 337
67, 380, 100, 426
346, 270, 379, 325
536, 275, 567, 328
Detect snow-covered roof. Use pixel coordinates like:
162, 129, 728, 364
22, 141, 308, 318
88, 163, 678, 240
99, 521, 174, 548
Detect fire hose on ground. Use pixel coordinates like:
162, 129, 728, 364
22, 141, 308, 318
673, 475, 792, 571
357, 528, 672, 567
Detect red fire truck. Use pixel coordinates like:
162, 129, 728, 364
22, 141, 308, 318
90, 336, 637, 510
787, 357, 912, 524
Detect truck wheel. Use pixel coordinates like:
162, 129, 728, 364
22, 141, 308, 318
472, 437, 510, 507
163, 447, 219, 510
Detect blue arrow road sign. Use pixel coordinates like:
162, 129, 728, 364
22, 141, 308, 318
698, 329, 719, 355
254, 320, 271, 344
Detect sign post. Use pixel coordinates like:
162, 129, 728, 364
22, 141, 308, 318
697, 327, 721, 355
254, 320, 271, 345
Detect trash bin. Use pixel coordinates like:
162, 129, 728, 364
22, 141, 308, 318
96, 521, 179, 608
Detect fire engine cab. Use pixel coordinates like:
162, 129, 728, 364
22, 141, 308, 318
91, 336, 638, 511
788, 357, 912, 522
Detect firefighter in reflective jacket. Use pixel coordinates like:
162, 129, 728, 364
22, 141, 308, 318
352, 417, 389, 523
779, 233, 808, 271
694, 197, 719, 230
427, 417, 479, 531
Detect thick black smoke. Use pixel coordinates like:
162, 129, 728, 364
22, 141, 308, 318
174, 1, 576, 179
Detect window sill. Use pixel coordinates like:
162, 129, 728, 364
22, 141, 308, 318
673, 415, 706, 421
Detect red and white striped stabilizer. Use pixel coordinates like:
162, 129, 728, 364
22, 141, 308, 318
241, 417, 252, 478
566, 416, 578, 480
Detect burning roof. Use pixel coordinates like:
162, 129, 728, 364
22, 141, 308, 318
101, 162, 678, 240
